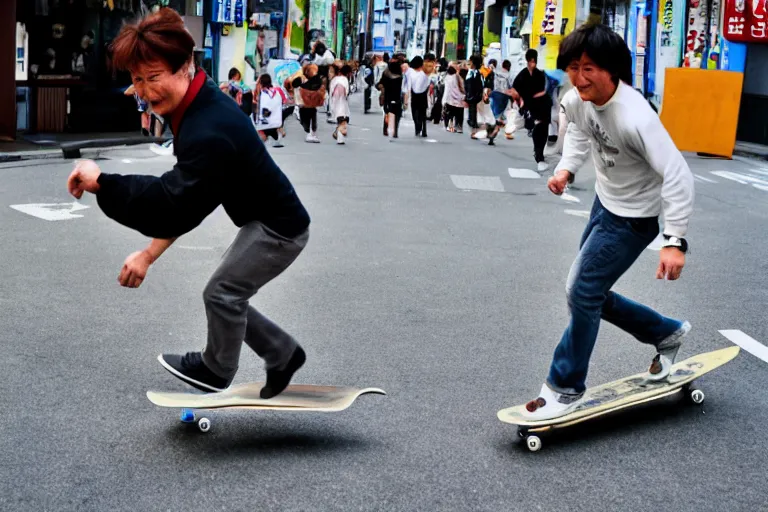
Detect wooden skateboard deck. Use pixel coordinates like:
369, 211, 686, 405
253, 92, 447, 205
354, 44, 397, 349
498, 346, 740, 451
147, 383, 386, 432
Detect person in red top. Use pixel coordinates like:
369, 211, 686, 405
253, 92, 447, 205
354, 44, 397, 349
66, 8, 311, 398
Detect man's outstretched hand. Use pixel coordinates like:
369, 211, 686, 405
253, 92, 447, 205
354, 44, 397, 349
656, 247, 685, 281
67, 160, 102, 199
119, 250, 154, 288
548, 170, 572, 195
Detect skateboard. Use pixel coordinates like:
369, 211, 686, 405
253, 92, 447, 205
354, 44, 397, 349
147, 383, 386, 432
498, 346, 740, 452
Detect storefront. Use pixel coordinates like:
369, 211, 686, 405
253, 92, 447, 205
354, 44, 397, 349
11, 0, 200, 136
723, 0, 768, 144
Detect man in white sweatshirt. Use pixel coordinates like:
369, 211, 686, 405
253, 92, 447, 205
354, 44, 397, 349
523, 24, 695, 420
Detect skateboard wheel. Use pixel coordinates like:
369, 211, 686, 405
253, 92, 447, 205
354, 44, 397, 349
526, 435, 542, 452
689, 389, 705, 405
180, 409, 196, 423
197, 418, 211, 433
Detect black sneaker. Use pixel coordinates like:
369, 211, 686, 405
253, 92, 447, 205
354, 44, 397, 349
260, 346, 307, 399
157, 352, 230, 392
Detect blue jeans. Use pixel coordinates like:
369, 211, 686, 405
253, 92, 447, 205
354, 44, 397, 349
547, 197, 684, 395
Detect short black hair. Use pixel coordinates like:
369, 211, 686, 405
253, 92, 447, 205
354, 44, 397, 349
470, 54, 483, 69
228, 67, 241, 80
488, 58, 497, 67
383, 52, 390, 62
424, 53, 436, 61
525, 49, 538, 63
340, 64, 352, 76
557, 23, 632, 85
314, 41, 327, 55
502, 59, 511, 71
258, 73, 272, 88
410, 56, 424, 69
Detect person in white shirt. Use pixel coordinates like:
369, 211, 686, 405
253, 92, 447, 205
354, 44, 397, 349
329, 64, 352, 145
523, 23, 695, 420
404, 56, 432, 137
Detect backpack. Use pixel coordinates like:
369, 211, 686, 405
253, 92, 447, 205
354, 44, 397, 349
464, 71, 484, 105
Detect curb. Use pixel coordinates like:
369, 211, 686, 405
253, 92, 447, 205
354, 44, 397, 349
0, 144, 152, 163
0, 149, 63, 163
734, 149, 768, 163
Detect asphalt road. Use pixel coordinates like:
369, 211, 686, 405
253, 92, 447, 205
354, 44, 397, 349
2, 93, 767, 511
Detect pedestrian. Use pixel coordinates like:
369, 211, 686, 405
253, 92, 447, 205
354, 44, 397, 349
442, 63, 465, 133
486, 67, 520, 146
330, 63, 352, 145
66, 8, 311, 398
510, 49, 553, 171
464, 55, 485, 138
255, 73, 287, 148
292, 63, 325, 143
405, 56, 430, 137
523, 23, 695, 420
377, 59, 404, 139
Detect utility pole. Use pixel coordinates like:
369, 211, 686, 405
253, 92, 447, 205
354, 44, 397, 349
467, 0, 475, 58
436, 0, 446, 57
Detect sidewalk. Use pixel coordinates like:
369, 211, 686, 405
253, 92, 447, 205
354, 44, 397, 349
0, 131, 157, 162
734, 141, 768, 162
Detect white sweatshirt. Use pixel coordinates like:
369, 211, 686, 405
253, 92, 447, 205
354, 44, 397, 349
556, 81, 694, 238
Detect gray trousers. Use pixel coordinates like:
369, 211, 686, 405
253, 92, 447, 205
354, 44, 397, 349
201, 220, 309, 380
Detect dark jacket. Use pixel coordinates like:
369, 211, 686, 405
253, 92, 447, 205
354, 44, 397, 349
378, 68, 403, 106
96, 74, 310, 240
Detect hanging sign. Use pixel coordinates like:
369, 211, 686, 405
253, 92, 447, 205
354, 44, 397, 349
723, 0, 768, 42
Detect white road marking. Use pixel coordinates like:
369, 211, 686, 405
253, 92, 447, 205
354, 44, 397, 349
694, 174, 718, 183
360, 128, 371, 131
427, 139, 438, 143
560, 192, 580, 203
122, 159, 133, 164
711, 170, 768, 187
450, 175, 505, 192
178, 246, 215, 251
711, 171, 748, 184
564, 209, 590, 218
10, 202, 90, 221
508, 168, 540, 179
753, 183, 768, 192
719, 330, 768, 363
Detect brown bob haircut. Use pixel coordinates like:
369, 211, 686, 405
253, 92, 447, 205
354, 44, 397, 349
110, 8, 195, 73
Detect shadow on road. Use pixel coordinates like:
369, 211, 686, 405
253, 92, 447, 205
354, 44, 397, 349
161, 418, 381, 459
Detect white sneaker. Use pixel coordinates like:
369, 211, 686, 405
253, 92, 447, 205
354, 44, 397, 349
310, 132, 320, 143
537, 161, 549, 172
521, 383, 583, 421
646, 321, 692, 382
337, 133, 345, 145
149, 142, 174, 156
272, 136, 284, 148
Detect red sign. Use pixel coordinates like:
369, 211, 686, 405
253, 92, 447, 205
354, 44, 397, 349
724, 0, 768, 42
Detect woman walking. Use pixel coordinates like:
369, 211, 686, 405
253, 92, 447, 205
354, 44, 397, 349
377, 60, 404, 139
329, 63, 352, 145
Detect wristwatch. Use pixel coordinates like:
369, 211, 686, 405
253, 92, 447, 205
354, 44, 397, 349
662, 235, 688, 253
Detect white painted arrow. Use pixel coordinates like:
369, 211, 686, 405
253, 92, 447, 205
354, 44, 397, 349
10, 202, 90, 221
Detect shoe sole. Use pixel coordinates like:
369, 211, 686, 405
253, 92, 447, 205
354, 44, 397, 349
157, 354, 226, 393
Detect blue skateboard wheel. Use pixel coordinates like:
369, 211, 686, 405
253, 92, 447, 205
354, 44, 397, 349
180, 409, 195, 423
